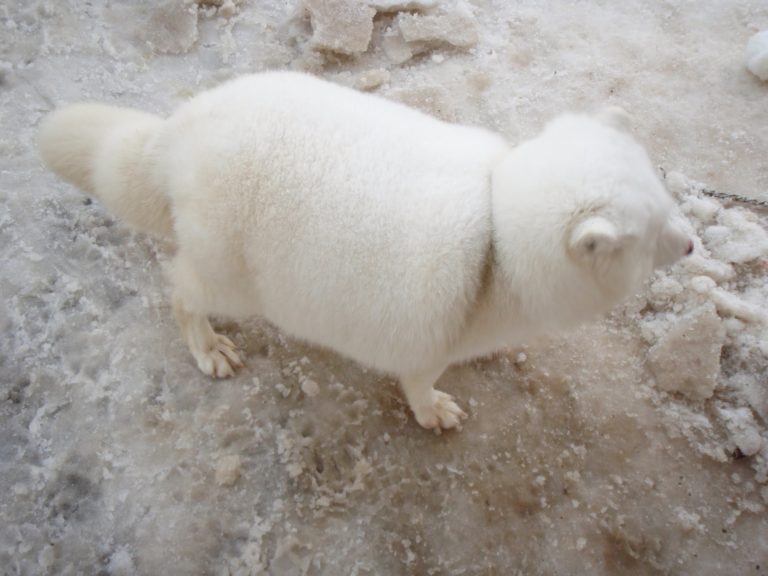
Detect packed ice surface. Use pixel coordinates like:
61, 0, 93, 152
746, 31, 768, 81
1, 0, 768, 574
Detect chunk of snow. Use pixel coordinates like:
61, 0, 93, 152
647, 304, 725, 401
304, 0, 375, 55
674, 507, 705, 534
300, 378, 320, 397
681, 195, 720, 224
396, 0, 478, 49
690, 275, 716, 295
665, 171, 692, 198
215, 454, 242, 486
354, 68, 390, 90
145, 0, 199, 54
681, 254, 734, 282
703, 208, 768, 264
710, 287, 768, 324
107, 548, 136, 576
717, 405, 764, 457
367, 0, 436, 11
648, 276, 684, 308
746, 31, 768, 81
382, 28, 415, 63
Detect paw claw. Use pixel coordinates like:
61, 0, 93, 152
216, 335, 243, 367
194, 334, 242, 379
413, 390, 466, 431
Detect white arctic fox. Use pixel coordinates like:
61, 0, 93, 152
39, 72, 692, 431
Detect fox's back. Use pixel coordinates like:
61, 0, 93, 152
157, 72, 509, 372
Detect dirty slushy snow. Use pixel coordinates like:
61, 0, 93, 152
1, 1, 767, 574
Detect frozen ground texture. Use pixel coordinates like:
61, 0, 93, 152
1, 1, 767, 574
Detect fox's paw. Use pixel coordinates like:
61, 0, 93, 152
412, 391, 467, 433
194, 334, 243, 378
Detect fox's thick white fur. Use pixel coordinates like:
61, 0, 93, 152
39, 72, 690, 431
39, 103, 173, 237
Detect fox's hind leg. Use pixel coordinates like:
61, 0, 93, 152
172, 295, 242, 378
169, 257, 243, 378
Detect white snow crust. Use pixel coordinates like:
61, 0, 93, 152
1, 1, 767, 574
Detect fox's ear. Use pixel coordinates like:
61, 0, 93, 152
569, 216, 619, 258
596, 106, 632, 133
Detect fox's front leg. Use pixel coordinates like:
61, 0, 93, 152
400, 367, 467, 432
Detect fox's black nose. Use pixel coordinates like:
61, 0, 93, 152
686, 239, 694, 255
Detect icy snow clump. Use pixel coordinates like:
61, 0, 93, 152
746, 31, 768, 81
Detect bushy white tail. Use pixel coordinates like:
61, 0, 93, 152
39, 103, 173, 237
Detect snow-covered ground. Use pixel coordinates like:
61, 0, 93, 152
1, 1, 767, 574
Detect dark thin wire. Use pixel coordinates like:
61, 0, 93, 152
698, 188, 768, 210
659, 166, 768, 210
